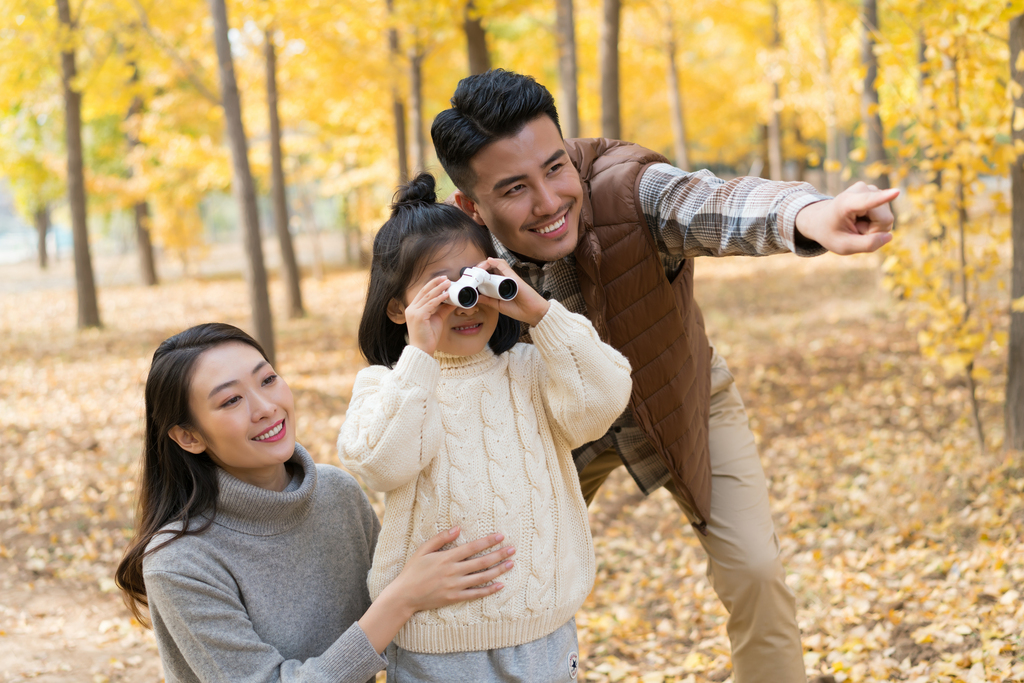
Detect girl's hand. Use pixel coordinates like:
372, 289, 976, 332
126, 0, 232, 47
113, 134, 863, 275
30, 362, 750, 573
474, 257, 550, 327
404, 276, 455, 356
358, 527, 514, 653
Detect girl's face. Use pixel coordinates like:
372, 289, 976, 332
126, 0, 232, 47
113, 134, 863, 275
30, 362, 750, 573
397, 240, 500, 357
169, 341, 296, 490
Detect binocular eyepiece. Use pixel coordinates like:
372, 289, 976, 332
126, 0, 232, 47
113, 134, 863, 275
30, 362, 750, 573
447, 267, 518, 309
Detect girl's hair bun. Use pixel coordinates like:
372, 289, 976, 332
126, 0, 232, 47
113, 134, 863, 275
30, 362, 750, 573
394, 172, 437, 208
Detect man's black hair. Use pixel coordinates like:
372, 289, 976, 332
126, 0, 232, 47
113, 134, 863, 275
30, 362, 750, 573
431, 69, 561, 196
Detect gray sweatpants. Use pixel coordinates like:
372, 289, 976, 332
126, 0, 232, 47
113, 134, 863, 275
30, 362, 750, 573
385, 618, 579, 682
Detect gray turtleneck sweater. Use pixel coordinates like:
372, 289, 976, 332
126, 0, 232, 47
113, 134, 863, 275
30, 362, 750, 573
143, 444, 386, 683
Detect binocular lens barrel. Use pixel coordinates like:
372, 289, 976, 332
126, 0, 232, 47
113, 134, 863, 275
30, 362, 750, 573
457, 287, 478, 308
497, 279, 517, 300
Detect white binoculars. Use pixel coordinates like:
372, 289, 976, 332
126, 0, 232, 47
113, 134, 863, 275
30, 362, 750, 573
447, 267, 518, 309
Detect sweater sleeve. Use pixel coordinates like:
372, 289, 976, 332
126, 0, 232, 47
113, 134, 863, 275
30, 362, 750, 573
145, 569, 385, 683
527, 299, 633, 449
337, 345, 443, 492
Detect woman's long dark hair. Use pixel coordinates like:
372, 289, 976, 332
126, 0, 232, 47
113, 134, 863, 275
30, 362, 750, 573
114, 323, 269, 625
359, 172, 520, 367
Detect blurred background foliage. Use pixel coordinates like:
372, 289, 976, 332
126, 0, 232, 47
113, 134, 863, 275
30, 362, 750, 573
1, 0, 1022, 447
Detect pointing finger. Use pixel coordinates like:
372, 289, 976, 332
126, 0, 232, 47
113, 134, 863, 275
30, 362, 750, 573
844, 187, 899, 214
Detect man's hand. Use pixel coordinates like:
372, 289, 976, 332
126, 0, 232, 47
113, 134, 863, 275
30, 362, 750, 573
794, 182, 900, 255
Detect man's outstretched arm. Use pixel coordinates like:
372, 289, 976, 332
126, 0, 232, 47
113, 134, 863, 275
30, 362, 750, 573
639, 163, 898, 258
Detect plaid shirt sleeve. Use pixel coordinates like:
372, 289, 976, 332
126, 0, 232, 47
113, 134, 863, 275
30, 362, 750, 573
638, 163, 831, 258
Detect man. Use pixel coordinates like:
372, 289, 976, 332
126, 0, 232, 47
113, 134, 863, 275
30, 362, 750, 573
430, 69, 897, 683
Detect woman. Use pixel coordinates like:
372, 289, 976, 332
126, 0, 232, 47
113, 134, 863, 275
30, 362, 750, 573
114, 323, 516, 682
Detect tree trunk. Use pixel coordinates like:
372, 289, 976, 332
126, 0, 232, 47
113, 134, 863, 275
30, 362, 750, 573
818, 0, 841, 195
554, 0, 579, 138
135, 201, 158, 286
599, 0, 620, 139
767, 0, 783, 181
127, 81, 159, 287
265, 29, 304, 319
408, 47, 427, 175
861, 0, 890, 190
1008, 14, 1024, 451
794, 118, 808, 182
754, 123, 770, 179
664, 8, 689, 171
300, 190, 324, 281
34, 205, 49, 270
464, 1, 490, 76
386, 0, 409, 183
56, 0, 101, 329
208, 0, 275, 363
392, 97, 410, 183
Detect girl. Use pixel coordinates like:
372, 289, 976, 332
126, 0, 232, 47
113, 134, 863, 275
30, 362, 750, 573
115, 322, 516, 683
338, 173, 633, 681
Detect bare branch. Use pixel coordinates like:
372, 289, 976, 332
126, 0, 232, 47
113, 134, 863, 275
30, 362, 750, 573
130, 0, 221, 106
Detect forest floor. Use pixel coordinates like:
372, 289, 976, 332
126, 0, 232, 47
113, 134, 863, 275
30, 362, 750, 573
1, 248, 1022, 683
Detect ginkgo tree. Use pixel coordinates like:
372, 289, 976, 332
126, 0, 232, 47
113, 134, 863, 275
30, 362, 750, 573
882, 0, 1021, 450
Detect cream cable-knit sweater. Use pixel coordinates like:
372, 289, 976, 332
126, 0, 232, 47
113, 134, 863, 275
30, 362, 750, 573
338, 300, 632, 654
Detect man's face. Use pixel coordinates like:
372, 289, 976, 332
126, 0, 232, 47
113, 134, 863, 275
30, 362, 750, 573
455, 115, 583, 264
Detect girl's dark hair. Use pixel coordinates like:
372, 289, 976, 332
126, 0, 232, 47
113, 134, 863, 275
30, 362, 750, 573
114, 323, 268, 625
359, 172, 520, 367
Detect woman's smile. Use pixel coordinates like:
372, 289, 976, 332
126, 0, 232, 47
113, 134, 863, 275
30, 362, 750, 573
253, 419, 286, 442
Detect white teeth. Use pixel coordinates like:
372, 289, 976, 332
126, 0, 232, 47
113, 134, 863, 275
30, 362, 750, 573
254, 422, 283, 441
533, 216, 565, 235
454, 323, 481, 331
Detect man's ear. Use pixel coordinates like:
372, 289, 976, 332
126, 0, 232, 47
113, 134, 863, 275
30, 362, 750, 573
168, 425, 207, 455
386, 298, 407, 325
452, 190, 486, 226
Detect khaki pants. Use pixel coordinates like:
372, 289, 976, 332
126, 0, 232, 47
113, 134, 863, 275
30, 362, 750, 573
578, 355, 805, 683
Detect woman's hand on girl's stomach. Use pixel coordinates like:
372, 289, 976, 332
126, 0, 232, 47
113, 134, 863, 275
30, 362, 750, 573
475, 257, 550, 327
393, 526, 515, 612
358, 526, 515, 652
404, 276, 455, 356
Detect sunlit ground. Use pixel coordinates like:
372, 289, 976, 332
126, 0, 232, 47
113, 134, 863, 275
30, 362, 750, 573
1, 243, 1021, 682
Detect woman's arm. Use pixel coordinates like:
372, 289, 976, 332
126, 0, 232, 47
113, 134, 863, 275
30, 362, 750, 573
146, 568, 385, 683
145, 528, 513, 682
337, 346, 443, 491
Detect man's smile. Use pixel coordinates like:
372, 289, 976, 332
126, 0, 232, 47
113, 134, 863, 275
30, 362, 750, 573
531, 215, 565, 235
524, 202, 574, 238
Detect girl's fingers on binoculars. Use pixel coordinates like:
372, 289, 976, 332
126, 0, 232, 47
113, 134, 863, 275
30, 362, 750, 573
408, 278, 452, 318
411, 276, 450, 306
476, 257, 516, 278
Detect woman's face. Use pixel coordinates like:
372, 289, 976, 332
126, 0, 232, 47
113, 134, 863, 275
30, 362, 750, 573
171, 341, 296, 489
395, 240, 500, 357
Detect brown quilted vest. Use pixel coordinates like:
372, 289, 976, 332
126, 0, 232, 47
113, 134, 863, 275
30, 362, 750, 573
566, 138, 713, 526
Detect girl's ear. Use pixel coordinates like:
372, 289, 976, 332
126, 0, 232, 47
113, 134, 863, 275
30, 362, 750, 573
386, 298, 407, 325
168, 425, 208, 455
